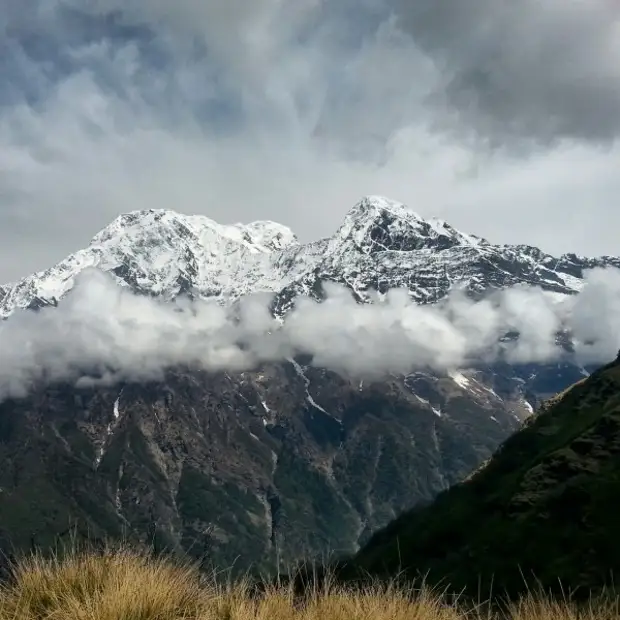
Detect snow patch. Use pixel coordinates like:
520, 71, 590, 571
449, 371, 471, 389
289, 358, 341, 422
95, 389, 123, 468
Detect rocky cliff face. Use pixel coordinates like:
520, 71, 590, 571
0, 195, 615, 573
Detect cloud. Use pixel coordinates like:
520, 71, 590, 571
389, 0, 620, 145
570, 267, 620, 363
1, 267, 619, 401
1, 0, 620, 283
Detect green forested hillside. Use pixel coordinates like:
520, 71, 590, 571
351, 356, 620, 599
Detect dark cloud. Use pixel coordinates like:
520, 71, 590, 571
390, 0, 620, 145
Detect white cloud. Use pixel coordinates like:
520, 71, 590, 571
570, 267, 620, 363
1, 267, 619, 401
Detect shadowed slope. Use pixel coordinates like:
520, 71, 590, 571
351, 355, 620, 599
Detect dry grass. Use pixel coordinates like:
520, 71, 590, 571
0, 545, 617, 619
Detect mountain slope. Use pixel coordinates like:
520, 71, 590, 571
0, 195, 617, 573
0, 362, 525, 574
351, 354, 620, 599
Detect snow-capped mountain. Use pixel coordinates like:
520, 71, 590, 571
2, 195, 618, 318
0, 210, 301, 315
0, 195, 617, 575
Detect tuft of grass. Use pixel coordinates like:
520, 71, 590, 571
1, 545, 207, 620
503, 590, 620, 620
0, 545, 617, 619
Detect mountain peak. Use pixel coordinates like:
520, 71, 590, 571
89, 209, 298, 254
334, 195, 487, 255
1, 194, 618, 319
345, 196, 425, 225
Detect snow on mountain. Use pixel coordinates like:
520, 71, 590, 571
271, 196, 620, 311
331, 195, 487, 255
1, 195, 619, 319
0, 209, 305, 316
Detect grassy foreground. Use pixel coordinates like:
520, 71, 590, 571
0, 546, 618, 620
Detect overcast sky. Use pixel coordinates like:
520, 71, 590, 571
1, 0, 620, 282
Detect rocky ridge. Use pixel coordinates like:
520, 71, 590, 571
2, 196, 619, 318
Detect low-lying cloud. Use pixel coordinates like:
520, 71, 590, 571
1, 267, 619, 401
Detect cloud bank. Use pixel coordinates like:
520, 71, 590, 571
1, 0, 620, 282
1, 267, 619, 401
